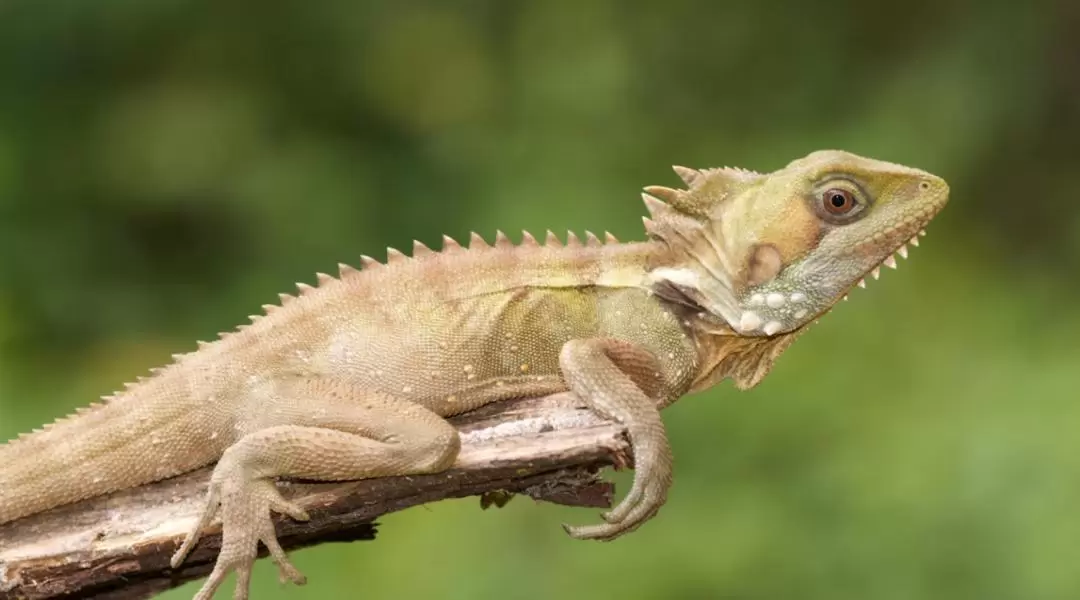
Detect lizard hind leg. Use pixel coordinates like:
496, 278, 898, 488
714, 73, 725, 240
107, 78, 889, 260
171, 378, 460, 600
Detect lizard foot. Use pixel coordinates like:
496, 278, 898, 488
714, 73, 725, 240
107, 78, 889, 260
561, 433, 672, 541
172, 472, 310, 600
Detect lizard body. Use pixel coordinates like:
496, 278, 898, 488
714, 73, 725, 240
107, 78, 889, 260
0, 150, 949, 599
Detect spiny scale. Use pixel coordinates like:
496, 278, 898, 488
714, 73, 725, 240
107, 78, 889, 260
338, 263, 360, 278
442, 235, 463, 252
642, 185, 683, 205
640, 192, 669, 217
672, 165, 700, 186
412, 240, 433, 256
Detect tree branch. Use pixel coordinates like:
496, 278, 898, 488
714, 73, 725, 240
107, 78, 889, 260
0, 393, 629, 600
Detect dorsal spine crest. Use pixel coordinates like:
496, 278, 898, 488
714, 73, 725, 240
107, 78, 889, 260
468, 232, 488, 249
69, 224, 633, 426
412, 240, 433, 256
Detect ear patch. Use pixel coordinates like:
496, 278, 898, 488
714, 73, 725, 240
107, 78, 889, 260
746, 243, 782, 286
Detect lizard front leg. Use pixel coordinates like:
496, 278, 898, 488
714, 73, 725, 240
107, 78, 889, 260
170, 376, 459, 600
558, 337, 674, 541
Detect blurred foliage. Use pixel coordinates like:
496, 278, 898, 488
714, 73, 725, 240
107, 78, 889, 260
1, 1, 1079, 599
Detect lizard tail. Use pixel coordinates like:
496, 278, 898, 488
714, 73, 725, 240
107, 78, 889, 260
0, 375, 226, 524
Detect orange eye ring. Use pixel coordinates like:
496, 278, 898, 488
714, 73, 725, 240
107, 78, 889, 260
822, 188, 855, 215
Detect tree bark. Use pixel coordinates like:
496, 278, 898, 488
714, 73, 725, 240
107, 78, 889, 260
0, 393, 630, 600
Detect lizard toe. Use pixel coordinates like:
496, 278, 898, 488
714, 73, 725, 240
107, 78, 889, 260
563, 500, 660, 541
562, 520, 624, 541
258, 504, 308, 586
232, 565, 252, 600
268, 494, 310, 522
172, 480, 224, 569
192, 561, 232, 600
600, 460, 654, 524
601, 487, 641, 524
275, 558, 308, 586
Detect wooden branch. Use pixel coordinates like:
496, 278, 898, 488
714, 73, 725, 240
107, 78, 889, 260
0, 393, 630, 600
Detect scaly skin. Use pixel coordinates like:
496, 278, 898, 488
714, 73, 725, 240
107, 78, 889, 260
0, 150, 948, 599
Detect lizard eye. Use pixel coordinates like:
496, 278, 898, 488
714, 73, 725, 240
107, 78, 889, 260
822, 188, 855, 215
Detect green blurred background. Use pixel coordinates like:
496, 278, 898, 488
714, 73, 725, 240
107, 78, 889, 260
2, 1, 1079, 598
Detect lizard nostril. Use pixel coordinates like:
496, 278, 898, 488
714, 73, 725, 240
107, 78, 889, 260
919, 180, 931, 191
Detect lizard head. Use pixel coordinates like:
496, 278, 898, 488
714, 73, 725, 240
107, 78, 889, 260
645, 149, 949, 337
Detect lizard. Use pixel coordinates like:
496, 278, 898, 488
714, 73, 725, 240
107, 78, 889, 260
0, 150, 949, 600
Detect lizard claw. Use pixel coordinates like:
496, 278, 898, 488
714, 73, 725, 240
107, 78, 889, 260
600, 476, 646, 524
171, 478, 223, 569
269, 492, 311, 522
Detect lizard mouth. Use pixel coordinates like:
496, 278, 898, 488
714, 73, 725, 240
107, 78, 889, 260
846, 227, 928, 298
